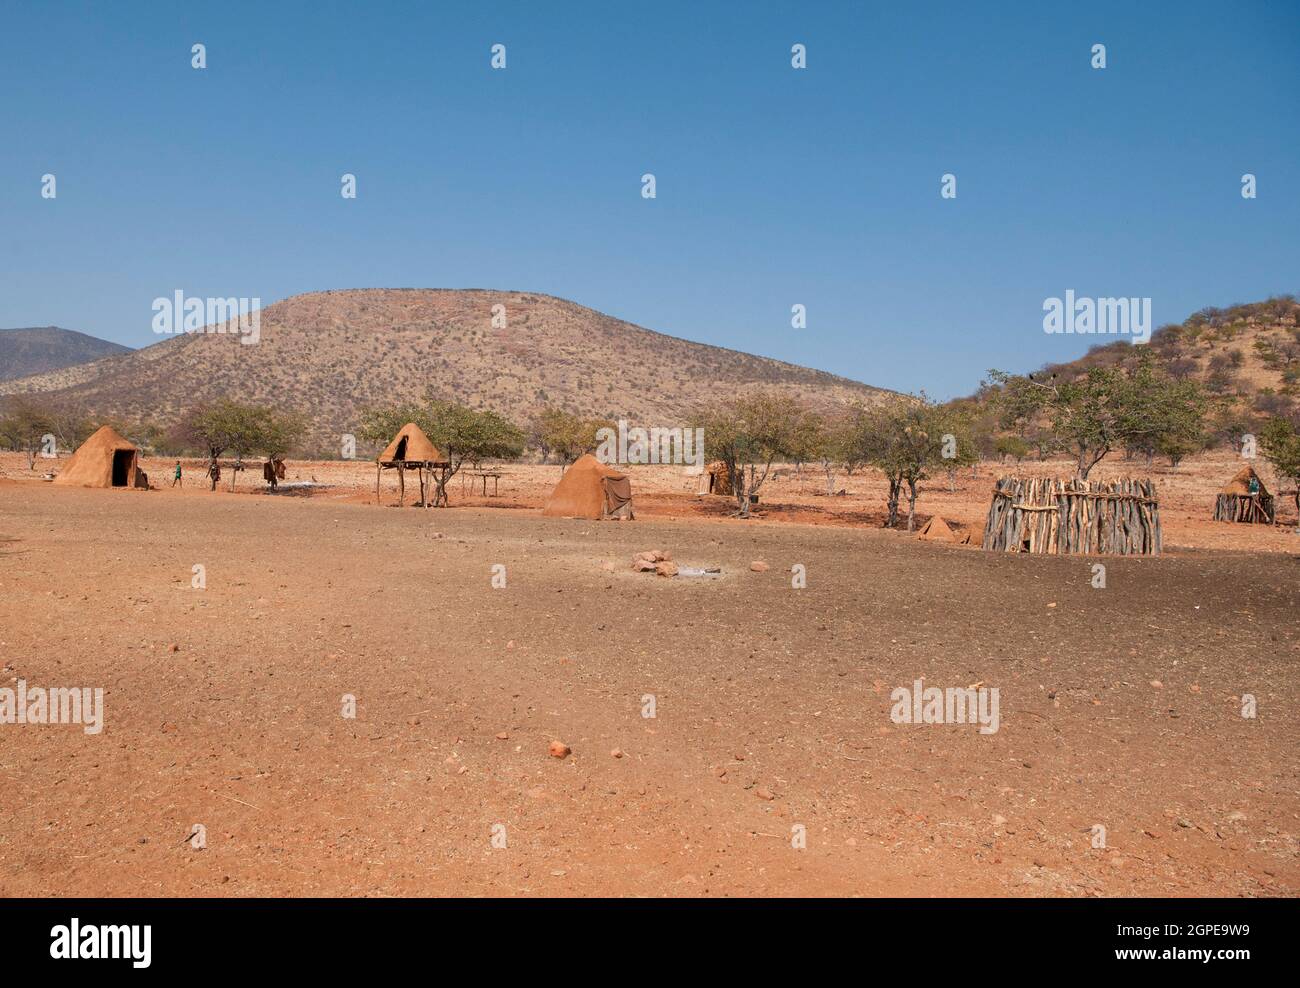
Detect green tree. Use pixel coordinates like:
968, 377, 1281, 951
693, 391, 818, 518
990, 354, 1199, 479
176, 400, 304, 489
532, 406, 608, 467
0, 396, 92, 468
994, 435, 1031, 464
866, 398, 970, 530
1259, 417, 1300, 531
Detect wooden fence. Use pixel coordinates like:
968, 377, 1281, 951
982, 477, 1161, 556
1212, 492, 1274, 524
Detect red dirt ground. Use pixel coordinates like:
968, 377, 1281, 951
0, 451, 1296, 896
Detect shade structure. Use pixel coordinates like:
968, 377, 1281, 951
376, 422, 450, 507
378, 422, 445, 464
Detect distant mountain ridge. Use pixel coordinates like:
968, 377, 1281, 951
0, 326, 132, 382
0, 289, 895, 453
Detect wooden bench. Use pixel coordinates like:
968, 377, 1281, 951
465, 470, 504, 496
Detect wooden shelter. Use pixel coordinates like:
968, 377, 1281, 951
1212, 465, 1274, 524
982, 476, 1161, 556
375, 423, 451, 507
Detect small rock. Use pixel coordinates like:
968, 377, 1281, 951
750, 561, 769, 573
495, 732, 510, 740
755, 787, 775, 801
655, 561, 678, 577
610, 748, 624, 759
549, 740, 571, 759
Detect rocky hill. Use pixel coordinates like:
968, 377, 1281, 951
0, 289, 893, 452
0, 326, 131, 382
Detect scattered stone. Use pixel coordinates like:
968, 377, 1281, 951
633, 559, 657, 573
549, 740, 571, 759
495, 732, 510, 740
169, 643, 180, 652
755, 787, 775, 801
655, 561, 678, 577
750, 561, 769, 572
610, 748, 624, 759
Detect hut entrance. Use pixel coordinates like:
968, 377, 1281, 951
111, 449, 133, 487
393, 436, 408, 460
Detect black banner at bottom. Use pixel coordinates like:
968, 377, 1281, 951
0, 897, 1288, 974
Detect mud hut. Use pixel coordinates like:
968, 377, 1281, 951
696, 460, 733, 496
542, 454, 634, 520
376, 423, 450, 507
1212, 465, 1274, 524
53, 426, 149, 490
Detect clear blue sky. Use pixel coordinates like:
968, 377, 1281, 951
2, 0, 1297, 398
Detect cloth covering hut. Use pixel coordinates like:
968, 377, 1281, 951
53, 426, 148, 489
1213, 465, 1274, 524
543, 454, 634, 520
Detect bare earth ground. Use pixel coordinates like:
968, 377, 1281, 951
0, 450, 1297, 896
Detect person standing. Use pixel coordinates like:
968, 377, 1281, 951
208, 459, 221, 491
171, 461, 183, 488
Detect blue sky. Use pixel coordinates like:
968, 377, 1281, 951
2, 0, 1297, 398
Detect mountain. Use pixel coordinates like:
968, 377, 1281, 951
966, 297, 1300, 424
0, 327, 132, 383
0, 289, 894, 452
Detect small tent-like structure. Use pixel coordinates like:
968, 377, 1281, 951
53, 426, 149, 490
696, 460, 733, 497
1213, 466, 1274, 524
543, 454, 634, 520
376, 423, 451, 507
